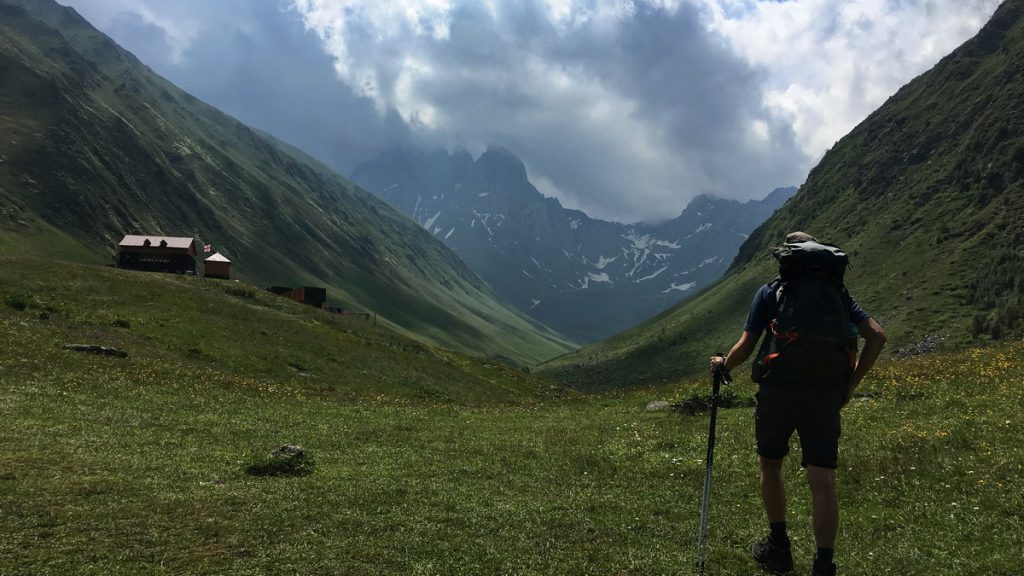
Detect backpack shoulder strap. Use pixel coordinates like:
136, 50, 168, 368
766, 277, 784, 314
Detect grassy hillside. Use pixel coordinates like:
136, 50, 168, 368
0, 0, 574, 365
0, 258, 566, 405
540, 0, 1024, 389
2, 258, 1022, 574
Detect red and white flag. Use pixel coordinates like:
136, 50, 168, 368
203, 244, 212, 253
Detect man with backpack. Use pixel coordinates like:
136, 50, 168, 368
709, 231, 886, 576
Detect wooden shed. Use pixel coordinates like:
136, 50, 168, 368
117, 235, 196, 274
203, 252, 231, 279
265, 286, 327, 308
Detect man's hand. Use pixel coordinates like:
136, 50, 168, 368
709, 355, 726, 375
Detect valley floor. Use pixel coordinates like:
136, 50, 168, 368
1, 263, 1022, 575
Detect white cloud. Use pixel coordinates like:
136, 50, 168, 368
695, 0, 1002, 159
291, 0, 799, 221
290, 0, 1000, 222
64, 0, 1004, 223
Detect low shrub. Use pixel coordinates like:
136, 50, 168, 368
224, 286, 254, 299
3, 293, 28, 311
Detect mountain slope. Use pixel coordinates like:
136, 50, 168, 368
0, 0, 573, 365
540, 0, 1024, 389
352, 146, 794, 342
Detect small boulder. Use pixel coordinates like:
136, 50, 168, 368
646, 400, 672, 412
63, 344, 128, 358
245, 444, 315, 477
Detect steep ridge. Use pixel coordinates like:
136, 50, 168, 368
540, 0, 1024, 389
352, 146, 794, 342
0, 0, 574, 365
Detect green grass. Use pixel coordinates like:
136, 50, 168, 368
0, 257, 566, 405
1, 258, 1022, 574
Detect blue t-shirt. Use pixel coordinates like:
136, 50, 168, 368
743, 282, 870, 335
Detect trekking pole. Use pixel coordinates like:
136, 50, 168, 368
697, 352, 731, 575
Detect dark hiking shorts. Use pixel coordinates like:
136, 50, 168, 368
755, 383, 843, 469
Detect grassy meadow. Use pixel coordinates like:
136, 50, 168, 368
1, 258, 1022, 575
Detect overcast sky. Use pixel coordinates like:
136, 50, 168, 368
63, 0, 1001, 223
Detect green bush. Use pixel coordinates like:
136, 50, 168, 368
3, 293, 28, 311
224, 286, 254, 299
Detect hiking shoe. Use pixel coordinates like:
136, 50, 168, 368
751, 535, 794, 573
811, 563, 837, 576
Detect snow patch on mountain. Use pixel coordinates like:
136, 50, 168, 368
664, 281, 697, 293
622, 230, 656, 250
593, 255, 617, 270
424, 210, 442, 230
675, 256, 723, 277
473, 210, 494, 236
580, 271, 612, 289
636, 266, 668, 282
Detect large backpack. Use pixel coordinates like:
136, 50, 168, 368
751, 241, 858, 386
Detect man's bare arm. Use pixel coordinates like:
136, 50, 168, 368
846, 317, 886, 401
710, 330, 758, 373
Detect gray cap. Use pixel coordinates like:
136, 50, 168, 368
785, 231, 818, 243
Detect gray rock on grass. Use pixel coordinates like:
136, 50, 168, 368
63, 344, 128, 358
646, 400, 672, 412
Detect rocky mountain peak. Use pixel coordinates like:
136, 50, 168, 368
353, 147, 795, 342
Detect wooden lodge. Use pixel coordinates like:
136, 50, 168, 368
203, 252, 232, 280
266, 285, 327, 308
117, 235, 196, 274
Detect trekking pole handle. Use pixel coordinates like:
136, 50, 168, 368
712, 352, 732, 384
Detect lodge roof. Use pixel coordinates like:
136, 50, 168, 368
205, 252, 231, 263
119, 235, 195, 249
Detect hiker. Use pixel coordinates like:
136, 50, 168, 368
708, 231, 886, 576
